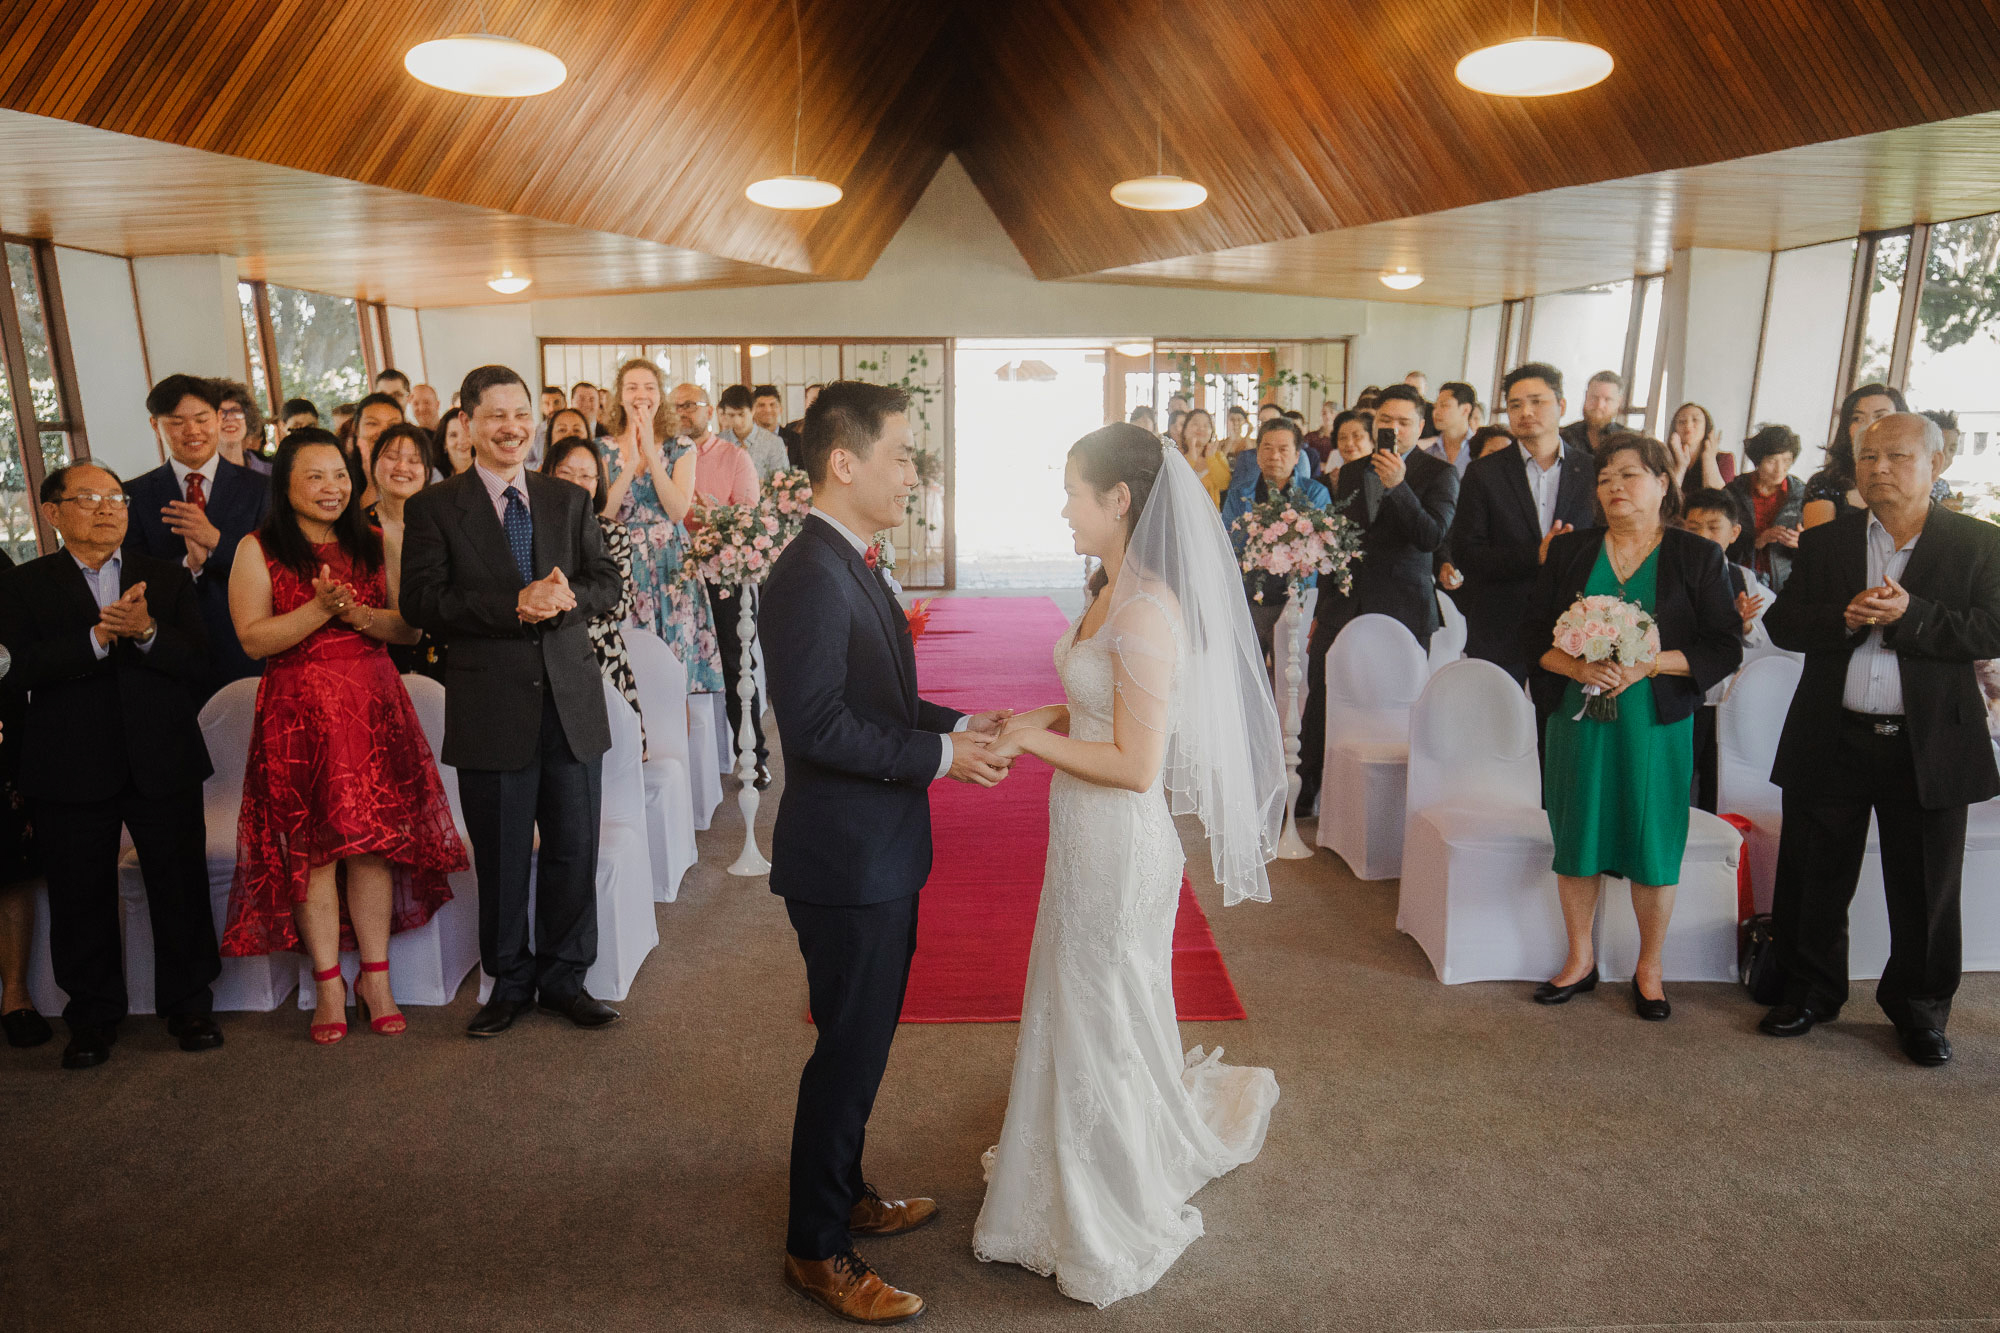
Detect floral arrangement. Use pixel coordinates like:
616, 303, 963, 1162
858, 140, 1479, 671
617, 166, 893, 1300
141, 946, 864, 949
867, 532, 897, 574
1552, 594, 1661, 721
905, 598, 932, 639
766, 467, 813, 520
1229, 493, 1362, 602
683, 485, 811, 587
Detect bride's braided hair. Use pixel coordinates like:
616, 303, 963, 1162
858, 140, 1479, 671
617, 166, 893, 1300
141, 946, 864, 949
1069, 422, 1167, 597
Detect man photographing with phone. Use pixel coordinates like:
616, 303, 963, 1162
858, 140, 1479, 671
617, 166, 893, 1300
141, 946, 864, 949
1294, 383, 1459, 816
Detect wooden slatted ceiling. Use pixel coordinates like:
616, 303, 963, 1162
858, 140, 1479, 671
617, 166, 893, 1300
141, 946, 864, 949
0, 0, 958, 280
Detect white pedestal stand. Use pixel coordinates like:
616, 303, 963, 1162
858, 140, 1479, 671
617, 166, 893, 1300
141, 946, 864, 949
726, 584, 771, 876
1276, 591, 1313, 859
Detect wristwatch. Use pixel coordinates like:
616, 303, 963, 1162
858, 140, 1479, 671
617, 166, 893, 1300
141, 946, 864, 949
137, 623, 157, 645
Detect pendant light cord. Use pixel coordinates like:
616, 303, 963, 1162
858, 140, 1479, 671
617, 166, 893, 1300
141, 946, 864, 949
790, 0, 804, 176
1155, 0, 1165, 174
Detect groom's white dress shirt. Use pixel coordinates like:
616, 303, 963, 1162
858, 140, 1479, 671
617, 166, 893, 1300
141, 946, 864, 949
811, 510, 966, 782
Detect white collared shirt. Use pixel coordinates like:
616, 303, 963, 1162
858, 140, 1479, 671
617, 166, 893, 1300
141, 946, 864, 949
1520, 443, 1563, 533
167, 452, 220, 499
1842, 511, 1920, 715
811, 511, 965, 780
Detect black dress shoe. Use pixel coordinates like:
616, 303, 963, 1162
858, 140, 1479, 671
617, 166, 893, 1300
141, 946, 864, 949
165, 1014, 224, 1051
466, 995, 535, 1038
1631, 979, 1671, 1022
1897, 1026, 1953, 1067
754, 764, 774, 791
2, 1007, 53, 1048
538, 991, 621, 1028
1758, 1004, 1829, 1037
1294, 775, 1320, 820
1532, 967, 1598, 1005
61, 1026, 116, 1069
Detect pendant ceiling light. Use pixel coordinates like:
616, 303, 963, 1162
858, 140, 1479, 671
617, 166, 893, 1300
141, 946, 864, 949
1455, 0, 1612, 98
1113, 0, 1207, 211
1378, 267, 1424, 291
487, 270, 532, 294
404, 4, 566, 98
1113, 341, 1155, 358
748, 0, 843, 210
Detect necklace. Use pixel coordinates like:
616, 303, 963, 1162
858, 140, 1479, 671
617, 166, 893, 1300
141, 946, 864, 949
1606, 528, 1660, 595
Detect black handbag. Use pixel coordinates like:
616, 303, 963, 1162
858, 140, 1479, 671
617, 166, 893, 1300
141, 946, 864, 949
1738, 914, 1786, 1004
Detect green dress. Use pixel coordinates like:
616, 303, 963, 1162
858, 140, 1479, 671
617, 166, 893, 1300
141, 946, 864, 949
1544, 544, 1692, 885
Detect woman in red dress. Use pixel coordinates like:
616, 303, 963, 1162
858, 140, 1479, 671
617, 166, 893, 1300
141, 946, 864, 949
223, 429, 467, 1043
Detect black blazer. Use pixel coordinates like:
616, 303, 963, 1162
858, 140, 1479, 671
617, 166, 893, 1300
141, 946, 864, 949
399, 469, 622, 771
1764, 506, 2000, 808
1451, 442, 1597, 671
760, 517, 964, 907
1524, 526, 1743, 726
0, 549, 212, 803
1324, 447, 1460, 646
123, 457, 269, 693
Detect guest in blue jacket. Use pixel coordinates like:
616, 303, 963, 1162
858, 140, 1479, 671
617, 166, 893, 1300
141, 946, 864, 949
1223, 417, 1332, 662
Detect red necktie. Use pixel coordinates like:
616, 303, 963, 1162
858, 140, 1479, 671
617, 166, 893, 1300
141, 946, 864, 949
185, 472, 207, 510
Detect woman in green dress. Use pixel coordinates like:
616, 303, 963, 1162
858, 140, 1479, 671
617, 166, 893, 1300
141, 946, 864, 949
1525, 437, 1742, 1019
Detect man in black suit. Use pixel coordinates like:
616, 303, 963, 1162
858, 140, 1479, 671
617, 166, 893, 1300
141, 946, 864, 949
780, 383, 823, 470
1452, 362, 1598, 681
123, 374, 270, 697
1759, 413, 2000, 1067
0, 463, 222, 1069
400, 365, 626, 1038
1294, 383, 1458, 813
760, 381, 1012, 1324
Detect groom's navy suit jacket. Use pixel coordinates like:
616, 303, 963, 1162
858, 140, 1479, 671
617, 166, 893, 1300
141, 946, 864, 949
761, 516, 964, 907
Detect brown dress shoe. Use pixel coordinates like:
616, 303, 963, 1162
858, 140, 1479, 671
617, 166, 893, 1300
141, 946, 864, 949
784, 1251, 925, 1325
849, 1183, 940, 1237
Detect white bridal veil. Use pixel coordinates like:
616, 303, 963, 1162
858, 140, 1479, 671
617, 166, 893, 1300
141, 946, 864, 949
1102, 445, 1287, 905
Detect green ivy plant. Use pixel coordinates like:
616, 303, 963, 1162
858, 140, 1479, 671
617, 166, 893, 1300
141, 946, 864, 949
853, 348, 942, 532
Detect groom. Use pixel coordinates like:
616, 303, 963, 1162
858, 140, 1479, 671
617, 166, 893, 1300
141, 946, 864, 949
761, 380, 1012, 1324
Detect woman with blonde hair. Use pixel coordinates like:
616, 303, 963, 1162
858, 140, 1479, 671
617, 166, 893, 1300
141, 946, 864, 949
602, 357, 723, 695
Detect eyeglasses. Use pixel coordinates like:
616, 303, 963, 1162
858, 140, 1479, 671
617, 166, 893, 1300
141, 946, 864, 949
672, 400, 702, 411
57, 492, 130, 511
218, 406, 247, 420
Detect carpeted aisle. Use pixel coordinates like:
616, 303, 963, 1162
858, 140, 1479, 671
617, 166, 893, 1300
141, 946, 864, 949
902, 596, 1246, 1022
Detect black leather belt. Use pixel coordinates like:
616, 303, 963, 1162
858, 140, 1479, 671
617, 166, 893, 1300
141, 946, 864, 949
1842, 710, 1904, 736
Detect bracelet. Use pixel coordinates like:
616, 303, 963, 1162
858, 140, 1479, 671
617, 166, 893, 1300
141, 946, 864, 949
1647, 659, 1659, 678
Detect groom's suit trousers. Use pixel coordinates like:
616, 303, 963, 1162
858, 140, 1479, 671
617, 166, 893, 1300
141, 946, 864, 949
785, 893, 921, 1261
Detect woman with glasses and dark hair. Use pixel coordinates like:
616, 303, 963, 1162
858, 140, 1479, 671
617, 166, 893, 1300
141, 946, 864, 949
364, 422, 446, 681
222, 429, 466, 1044
213, 379, 272, 476
543, 435, 644, 742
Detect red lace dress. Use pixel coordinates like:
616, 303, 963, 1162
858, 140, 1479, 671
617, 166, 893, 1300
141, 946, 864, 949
221, 543, 467, 956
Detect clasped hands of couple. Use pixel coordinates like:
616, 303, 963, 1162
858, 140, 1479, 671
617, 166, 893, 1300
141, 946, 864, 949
946, 708, 1064, 788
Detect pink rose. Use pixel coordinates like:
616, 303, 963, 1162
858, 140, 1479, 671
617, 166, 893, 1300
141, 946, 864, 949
1556, 626, 1588, 656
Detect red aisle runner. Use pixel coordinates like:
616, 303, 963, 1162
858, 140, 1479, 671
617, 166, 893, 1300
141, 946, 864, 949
901, 596, 1247, 1023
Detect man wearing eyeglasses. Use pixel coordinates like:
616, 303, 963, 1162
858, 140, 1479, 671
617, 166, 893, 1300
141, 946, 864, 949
123, 374, 271, 697
0, 463, 220, 1069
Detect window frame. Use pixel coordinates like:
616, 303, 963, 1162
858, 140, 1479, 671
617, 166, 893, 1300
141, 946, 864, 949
0, 234, 89, 555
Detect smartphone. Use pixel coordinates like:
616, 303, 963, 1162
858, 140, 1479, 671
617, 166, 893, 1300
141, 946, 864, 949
1374, 426, 1397, 454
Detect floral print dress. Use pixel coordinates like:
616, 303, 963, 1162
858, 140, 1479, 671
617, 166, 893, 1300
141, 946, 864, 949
607, 438, 725, 694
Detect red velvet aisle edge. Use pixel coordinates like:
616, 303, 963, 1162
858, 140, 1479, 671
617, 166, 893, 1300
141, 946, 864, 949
897, 596, 1247, 1023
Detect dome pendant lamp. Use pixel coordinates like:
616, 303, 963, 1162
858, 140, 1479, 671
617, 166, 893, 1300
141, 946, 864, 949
1455, 0, 1613, 98
404, 2, 567, 98
1112, 0, 1207, 211
747, 0, 843, 210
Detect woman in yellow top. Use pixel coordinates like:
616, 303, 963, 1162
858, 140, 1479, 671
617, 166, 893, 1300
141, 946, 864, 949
1178, 408, 1231, 507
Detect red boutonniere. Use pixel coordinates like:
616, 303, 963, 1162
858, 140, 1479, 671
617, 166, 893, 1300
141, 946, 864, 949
905, 599, 930, 638
864, 545, 880, 570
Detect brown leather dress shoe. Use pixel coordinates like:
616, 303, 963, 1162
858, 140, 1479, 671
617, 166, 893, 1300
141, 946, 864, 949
784, 1251, 924, 1325
849, 1183, 940, 1237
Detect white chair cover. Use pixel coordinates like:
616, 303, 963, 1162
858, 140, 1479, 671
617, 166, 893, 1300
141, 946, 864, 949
1397, 659, 1570, 983
1270, 587, 1318, 731
1716, 654, 1802, 914
1316, 614, 1428, 879
624, 629, 700, 902
686, 692, 726, 828
1595, 810, 1743, 982
295, 675, 481, 1008
477, 676, 658, 1003
1428, 590, 1467, 675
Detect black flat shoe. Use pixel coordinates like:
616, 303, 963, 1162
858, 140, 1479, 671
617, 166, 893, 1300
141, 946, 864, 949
3, 1007, 52, 1048
61, 1026, 116, 1070
166, 1014, 224, 1051
538, 991, 621, 1029
1758, 1003, 1829, 1037
466, 995, 535, 1038
1532, 967, 1598, 1005
1631, 979, 1671, 1022
1897, 1026, 1953, 1067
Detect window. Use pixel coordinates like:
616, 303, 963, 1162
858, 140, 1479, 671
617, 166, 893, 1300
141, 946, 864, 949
267, 284, 366, 408
1851, 231, 1912, 389
0, 237, 86, 560
238, 281, 274, 416
1905, 214, 2000, 487
1526, 279, 1634, 412
1748, 238, 1857, 475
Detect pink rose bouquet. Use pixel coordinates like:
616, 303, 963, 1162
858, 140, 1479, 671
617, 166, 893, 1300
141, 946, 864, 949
1229, 493, 1362, 603
1552, 593, 1661, 721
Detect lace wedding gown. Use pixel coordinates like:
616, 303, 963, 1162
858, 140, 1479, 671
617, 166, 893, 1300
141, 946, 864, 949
972, 612, 1280, 1308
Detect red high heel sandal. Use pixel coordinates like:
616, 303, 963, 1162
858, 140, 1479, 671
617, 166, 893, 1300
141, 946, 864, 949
309, 964, 347, 1044
355, 959, 406, 1036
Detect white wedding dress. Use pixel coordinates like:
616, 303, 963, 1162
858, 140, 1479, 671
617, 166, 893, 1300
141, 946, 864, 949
971, 608, 1280, 1308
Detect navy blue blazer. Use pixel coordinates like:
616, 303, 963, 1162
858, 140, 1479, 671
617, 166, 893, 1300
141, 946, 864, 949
1324, 446, 1460, 647
1451, 442, 1598, 673
122, 456, 269, 694
760, 517, 964, 907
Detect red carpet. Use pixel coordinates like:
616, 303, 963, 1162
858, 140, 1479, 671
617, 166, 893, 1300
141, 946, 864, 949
900, 596, 1247, 1024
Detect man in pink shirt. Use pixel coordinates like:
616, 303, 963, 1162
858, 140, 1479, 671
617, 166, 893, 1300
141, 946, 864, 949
674, 381, 769, 782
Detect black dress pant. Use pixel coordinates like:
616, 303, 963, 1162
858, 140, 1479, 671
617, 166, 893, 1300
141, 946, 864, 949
456, 691, 603, 1005
1772, 718, 1966, 1030
707, 580, 769, 768
35, 783, 217, 1028
1692, 704, 1720, 814
1295, 610, 1340, 787
785, 892, 919, 1261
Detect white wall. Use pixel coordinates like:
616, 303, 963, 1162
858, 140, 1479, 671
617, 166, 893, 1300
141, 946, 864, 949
384, 305, 426, 386
54, 247, 157, 477
1663, 247, 1773, 448
1748, 239, 1856, 470
130, 254, 247, 385
415, 303, 536, 405
1347, 303, 1472, 397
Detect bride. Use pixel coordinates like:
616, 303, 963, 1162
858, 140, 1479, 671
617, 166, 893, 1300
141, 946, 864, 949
974, 422, 1287, 1307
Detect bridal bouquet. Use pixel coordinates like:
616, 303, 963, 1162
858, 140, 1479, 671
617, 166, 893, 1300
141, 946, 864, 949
1230, 494, 1362, 602
1552, 594, 1661, 721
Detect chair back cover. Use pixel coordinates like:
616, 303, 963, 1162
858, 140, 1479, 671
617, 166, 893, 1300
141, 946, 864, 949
623, 629, 693, 769
1406, 658, 1540, 814
1717, 653, 1801, 812
1327, 613, 1429, 746
600, 676, 647, 828
1429, 591, 1468, 674
197, 677, 261, 812
400, 674, 465, 828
